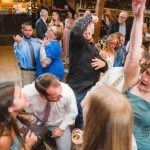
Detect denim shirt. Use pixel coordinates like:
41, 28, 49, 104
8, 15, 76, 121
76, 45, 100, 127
113, 44, 126, 67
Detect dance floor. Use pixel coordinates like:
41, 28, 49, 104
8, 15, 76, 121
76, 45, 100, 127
0, 45, 21, 83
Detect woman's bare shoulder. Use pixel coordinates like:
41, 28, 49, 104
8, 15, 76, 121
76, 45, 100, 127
0, 128, 12, 150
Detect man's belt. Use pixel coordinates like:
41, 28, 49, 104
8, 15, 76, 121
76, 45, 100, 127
20, 67, 35, 71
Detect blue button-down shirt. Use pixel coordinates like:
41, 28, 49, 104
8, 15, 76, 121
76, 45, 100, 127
14, 37, 41, 69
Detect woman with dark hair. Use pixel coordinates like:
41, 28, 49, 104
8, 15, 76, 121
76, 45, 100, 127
0, 82, 37, 150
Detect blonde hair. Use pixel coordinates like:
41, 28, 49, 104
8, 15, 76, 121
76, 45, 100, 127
104, 33, 119, 51
114, 32, 125, 39
52, 26, 63, 41
50, 12, 64, 32
51, 11, 60, 21
82, 84, 133, 150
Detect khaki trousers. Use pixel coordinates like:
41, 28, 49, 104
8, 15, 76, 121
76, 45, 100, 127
21, 70, 35, 87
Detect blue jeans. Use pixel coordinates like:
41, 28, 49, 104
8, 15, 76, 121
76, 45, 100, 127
74, 91, 87, 129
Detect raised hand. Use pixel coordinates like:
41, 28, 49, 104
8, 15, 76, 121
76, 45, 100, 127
42, 37, 50, 46
132, 0, 146, 17
13, 35, 22, 45
92, 15, 99, 23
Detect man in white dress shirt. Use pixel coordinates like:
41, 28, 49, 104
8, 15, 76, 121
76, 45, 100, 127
22, 73, 78, 150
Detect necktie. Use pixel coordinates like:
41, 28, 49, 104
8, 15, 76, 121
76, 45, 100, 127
42, 101, 51, 123
27, 40, 36, 67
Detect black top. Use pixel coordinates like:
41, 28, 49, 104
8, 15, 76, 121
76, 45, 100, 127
35, 18, 47, 39
66, 16, 107, 93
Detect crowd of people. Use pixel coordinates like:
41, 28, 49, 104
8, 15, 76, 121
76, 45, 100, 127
0, 0, 150, 150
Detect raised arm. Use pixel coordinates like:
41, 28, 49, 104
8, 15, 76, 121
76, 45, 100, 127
70, 15, 92, 47
13, 35, 27, 67
123, 0, 146, 91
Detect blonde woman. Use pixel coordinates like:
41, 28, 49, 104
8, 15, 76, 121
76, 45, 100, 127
101, 33, 120, 68
49, 11, 64, 32
36, 25, 64, 80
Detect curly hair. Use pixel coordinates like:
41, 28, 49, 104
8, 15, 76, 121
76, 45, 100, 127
140, 59, 150, 73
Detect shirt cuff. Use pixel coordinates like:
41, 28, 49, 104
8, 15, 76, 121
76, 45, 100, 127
59, 121, 69, 131
16, 44, 22, 49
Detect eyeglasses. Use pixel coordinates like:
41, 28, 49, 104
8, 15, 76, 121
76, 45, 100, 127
110, 42, 118, 46
47, 28, 56, 35
119, 16, 126, 19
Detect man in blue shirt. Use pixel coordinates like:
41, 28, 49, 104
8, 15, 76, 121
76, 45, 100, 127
13, 22, 41, 87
